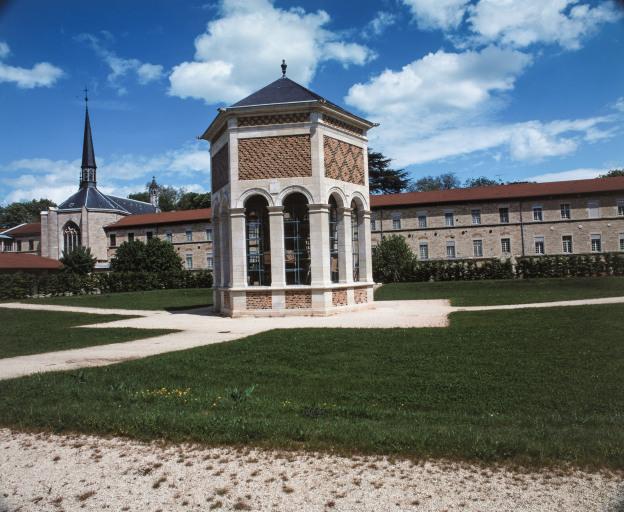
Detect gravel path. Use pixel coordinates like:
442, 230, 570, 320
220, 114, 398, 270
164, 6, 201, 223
0, 429, 621, 512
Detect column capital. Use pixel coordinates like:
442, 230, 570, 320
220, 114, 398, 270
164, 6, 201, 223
338, 207, 353, 215
361, 210, 372, 218
267, 205, 284, 215
308, 203, 330, 214
230, 208, 246, 218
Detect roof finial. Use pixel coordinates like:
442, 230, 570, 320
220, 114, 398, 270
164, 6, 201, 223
281, 59, 287, 78
84, 86, 89, 107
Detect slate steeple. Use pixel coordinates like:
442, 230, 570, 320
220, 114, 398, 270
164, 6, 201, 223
80, 88, 97, 189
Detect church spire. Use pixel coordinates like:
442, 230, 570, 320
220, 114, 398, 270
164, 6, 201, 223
80, 87, 97, 189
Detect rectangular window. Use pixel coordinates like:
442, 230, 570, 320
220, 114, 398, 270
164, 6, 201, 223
591, 234, 602, 252
560, 203, 571, 219
109, 234, 117, 247
534, 236, 545, 255
419, 242, 429, 260
499, 207, 509, 223
501, 238, 511, 254
392, 213, 401, 230
128, 233, 134, 242
533, 206, 543, 221
28, 240, 34, 251
562, 235, 573, 254
166, 232, 173, 243
186, 230, 193, 242
473, 239, 483, 257
370, 213, 376, 231
418, 215, 427, 228
16, 241, 22, 252
185, 254, 193, 269
588, 201, 600, 218
206, 228, 213, 241
620, 233, 624, 252
471, 209, 481, 225
146, 231, 153, 240
446, 241, 456, 259
207, 252, 214, 270
444, 212, 454, 227
618, 200, 624, 216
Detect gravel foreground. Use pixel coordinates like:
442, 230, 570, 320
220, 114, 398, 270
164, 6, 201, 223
0, 429, 622, 512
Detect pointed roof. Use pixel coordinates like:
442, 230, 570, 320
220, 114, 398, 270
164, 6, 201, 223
231, 77, 325, 108
57, 187, 158, 215
82, 107, 96, 170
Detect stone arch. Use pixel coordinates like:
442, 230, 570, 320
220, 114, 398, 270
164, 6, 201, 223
237, 188, 275, 209
349, 191, 369, 211
62, 221, 81, 253
327, 187, 347, 208
277, 185, 313, 206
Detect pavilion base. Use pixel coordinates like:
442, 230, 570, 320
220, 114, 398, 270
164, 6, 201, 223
213, 283, 375, 317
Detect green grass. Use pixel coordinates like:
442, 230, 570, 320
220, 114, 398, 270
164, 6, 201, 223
1, 304, 622, 468
0, 309, 177, 358
24, 288, 212, 311
375, 276, 624, 306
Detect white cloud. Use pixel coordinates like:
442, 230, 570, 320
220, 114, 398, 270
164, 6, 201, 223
0, 41, 9, 59
615, 97, 624, 113
527, 168, 608, 182
1, 144, 212, 204
402, 0, 469, 30
77, 34, 164, 94
468, 0, 622, 49
0, 41, 63, 89
168, 0, 375, 104
366, 11, 397, 36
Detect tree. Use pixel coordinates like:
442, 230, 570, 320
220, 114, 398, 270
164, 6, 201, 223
128, 183, 211, 212
410, 172, 461, 192
368, 150, 411, 194
60, 246, 96, 275
111, 238, 182, 273
128, 192, 149, 203
600, 169, 624, 178
464, 176, 499, 188
177, 191, 212, 210
372, 235, 415, 283
0, 199, 56, 229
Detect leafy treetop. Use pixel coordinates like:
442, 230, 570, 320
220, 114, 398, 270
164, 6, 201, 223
0, 199, 56, 229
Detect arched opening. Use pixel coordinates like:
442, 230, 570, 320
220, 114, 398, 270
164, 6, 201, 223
63, 221, 81, 253
283, 192, 310, 285
245, 195, 271, 286
329, 195, 340, 283
351, 199, 360, 282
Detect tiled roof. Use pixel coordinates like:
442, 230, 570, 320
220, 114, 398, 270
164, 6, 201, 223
0, 253, 62, 270
370, 177, 624, 208
104, 208, 212, 230
231, 77, 324, 108
57, 187, 157, 215
1, 223, 41, 237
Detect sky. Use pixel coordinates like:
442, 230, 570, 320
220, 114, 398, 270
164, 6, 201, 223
0, 0, 623, 205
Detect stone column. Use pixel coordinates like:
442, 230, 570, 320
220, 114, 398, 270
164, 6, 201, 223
338, 207, 353, 284
268, 206, 286, 287
308, 204, 331, 287
229, 208, 247, 288
360, 210, 373, 283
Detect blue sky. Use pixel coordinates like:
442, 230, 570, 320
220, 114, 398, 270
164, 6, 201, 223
0, 0, 623, 204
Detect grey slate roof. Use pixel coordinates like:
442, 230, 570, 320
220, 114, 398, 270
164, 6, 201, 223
231, 77, 324, 107
57, 187, 157, 214
82, 108, 97, 170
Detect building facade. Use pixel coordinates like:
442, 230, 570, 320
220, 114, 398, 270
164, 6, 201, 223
104, 209, 214, 271
0, 223, 41, 254
202, 63, 375, 316
370, 177, 624, 260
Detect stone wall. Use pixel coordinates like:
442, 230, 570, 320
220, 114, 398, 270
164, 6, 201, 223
332, 289, 348, 306
354, 288, 368, 304
285, 290, 312, 309
324, 136, 365, 185
238, 135, 312, 180
246, 291, 273, 309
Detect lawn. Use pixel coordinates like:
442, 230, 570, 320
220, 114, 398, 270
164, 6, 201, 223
24, 288, 212, 311
375, 276, 624, 306
1, 304, 622, 468
0, 309, 177, 358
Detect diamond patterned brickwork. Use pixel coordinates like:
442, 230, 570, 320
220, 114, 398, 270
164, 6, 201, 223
239, 135, 312, 180
354, 288, 368, 304
324, 136, 365, 185
332, 289, 348, 307
285, 290, 312, 309
246, 291, 272, 310
238, 112, 309, 127
323, 115, 363, 136
211, 143, 229, 192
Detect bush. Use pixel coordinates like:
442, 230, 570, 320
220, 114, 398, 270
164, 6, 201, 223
516, 252, 624, 278
372, 235, 416, 283
0, 270, 213, 300
60, 246, 96, 275
411, 258, 514, 282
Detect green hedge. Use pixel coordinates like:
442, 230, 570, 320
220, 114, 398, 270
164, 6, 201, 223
0, 270, 213, 300
516, 253, 624, 278
411, 258, 514, 282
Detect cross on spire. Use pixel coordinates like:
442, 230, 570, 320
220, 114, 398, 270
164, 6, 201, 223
281, 59, 287, 78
